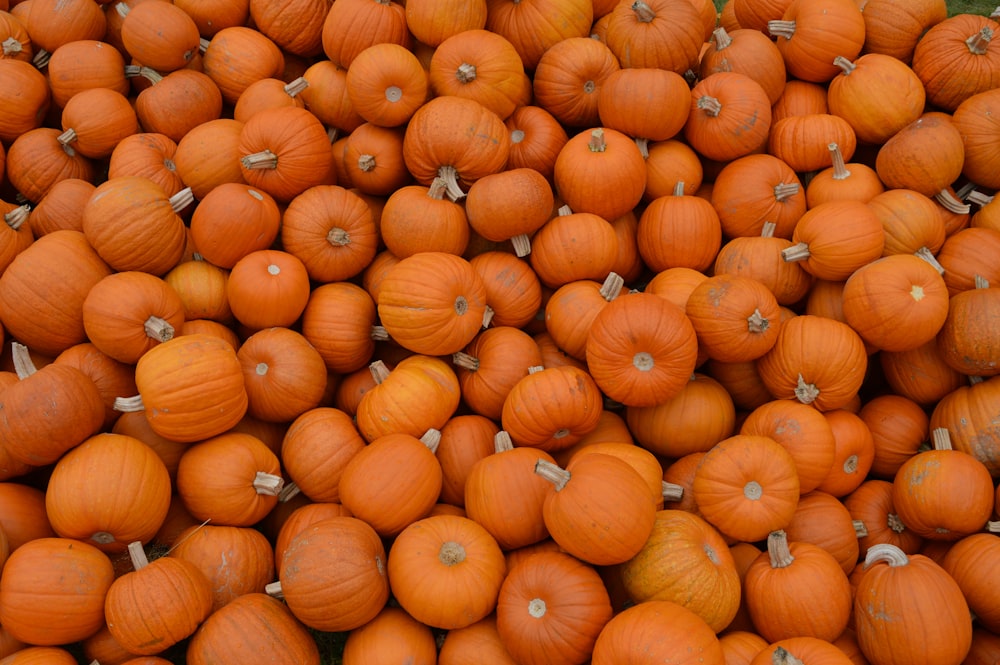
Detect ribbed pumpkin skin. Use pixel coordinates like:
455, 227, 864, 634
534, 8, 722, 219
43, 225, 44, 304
0, 537, 115, 646
187, 593, 320, 665
591, 600, 725, 665
620, 510, 740, 633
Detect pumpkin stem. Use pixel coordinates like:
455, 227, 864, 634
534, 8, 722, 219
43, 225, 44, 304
115, 1, 130, 17
494, 430, 515, 454
438, 541, 467, 566
511, 233, 532, 257
168, 188, 193, 213
828, 143, 851, 180
527, 598, 548, 618
241, 149, 279, 170
935, 189, 971, 214
988, 520, 1000, 533
772, 646, 806, 665
746, 308, 770, 334
631, 0, 656, 22
965, 27, 994, 55
427, 177, 449, 201
773, 182, 800, 202
199, 37, 211, 54
588, 128, 607, 152
931, 427, 954, 451
766, 530, 795, 568
557, 204, 573, 216
760, 221, 777, 238
966, 189, 995, 208
421, 428, 442, 454
437, 165, 466, 201
534, 459, 571, 491
696, 95, 723, 117
455, 62, 477, 83
527, 365, 544, 374
974, 274, 991, 289
662, 481, 684, 502
2, 36, 23, 57
371, 325, 390, 341
969, 375, 985, 385
793, 373, 819, 405
31, 48, 50, 69
635, 137, 650, 159
510, 128, 526, 145
56, 127, 78, 147
265, 581, 284, 598
633, 351, 655, 371
4, 205, 30, 231
853, 519, 868, 538
452, 351, 480, 371
113, 395, 146, 412
127, 540, 149, 571
144, 315, 176, 343
278, 482, 301, 503
283, 76, 309, 97
767, 19, 796, 40
599, 272, 625, 301
832, 55, 856, 76
781, 242, 811, 263
357, 154, 376, 173
863, 542, 910, 569
711, 26, 733, 50
369, 360, 391, 384
672, 181, 686, 197
91, 531, 115, 546
253, 471, 284, 496
327, 227, 351, 246
913, 246, 945, 275
134, 66, 163, 86
886, 512, 906, 534
842, 453, 859, 475
10, 342, 37, 380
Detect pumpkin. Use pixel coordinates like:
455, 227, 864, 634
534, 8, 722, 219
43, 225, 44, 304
438, 614, 518, 665
767, 0, 866, 83
501, 365, 603, 452
692, 434, 801, 542
911, 13, 1000, 112
434, 414, 499, 508
816, 409, 875, 498
280, 407, 366, 504
553, 127, 646, 223
428, 29, 526, 121
875, 112, 966, 200
57, 87, 137, 160
341, 606, 437, 665
225, 249, 311, 331
119, 0, 200, 72
880, 337, 966, 408
173, 118, 248, 201
236, 327, 327, 423
858, 0, 947, 63
0, 537, 114, 646
842, 253, 950, 353
341, 123, 412, 197
338, 430, 444, 537
273, 502, 353, 573
504, 105, 569, 182
930, 376, 1000, 477
402, 95, 510, 199
5, 127, 95, 205
484, 0, 592, 70
531, 36, 621, 129
248, 0, 327, 57
465, 167, 554, 252
238, 106, 333, 202
271, 516, 388, 632
597, 67, 691, 144
107, 133, 184, 198
685, 273, 782, 364
23, 178, 93, 236
937, 276, 1000, 376
767, 113, 858, 173
782, 490, 861, 575
0, 647, 77, 665
45, 39, 127, 108
860, 393, 930, 479
805, 142, 885, 207
700, 26, 787, 104
455, 326, 543, 422
187, 593, 319, 665
0, 57, 49, 145
854, 544, 973, 665
355, 356, 461, 442
53, 342, 137, 430
953, 88, 1000, 190
744, 530, 853, 642
604, 0, 705, 73
748, 637, 855, 665
591, 600, 725, 665
891, 428, 994, 541
298, 60, 365, 133
535, 454, 656, 566
121, 333, 247, 443
710, 154, 806, 240
81, 271, 185, 365
44, 433, 171, 553
827, 53, 926, 146
132, 69, 224, 144
530, 208, 620, 288
388, 514, 506, 630
941, 531, 1000, 634
684, 72, 772, 163
496, 550, 613, 665
162, 258, 232, 325
868, 188, 946, 258
720, 632, 771, 665
642, 139, 704, 201
0, 343, 104, 467
105, 541, 214, 655
621, 510, 740, 632
201, 26, 285, 106
345, 42, 428, 129
756, 315, 868, 412
935, 228, 1000, 297
300, 281, 377, 375
586, 290, 699, 407
81, 176, 189, 276
321, 0, 410, 68
464, 253, 535, 332
0, 483, 54, 552
168, 524, 275, 612
380, 179, 470, 258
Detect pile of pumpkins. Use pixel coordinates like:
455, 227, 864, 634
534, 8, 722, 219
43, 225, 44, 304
0, 0, 1000, 662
